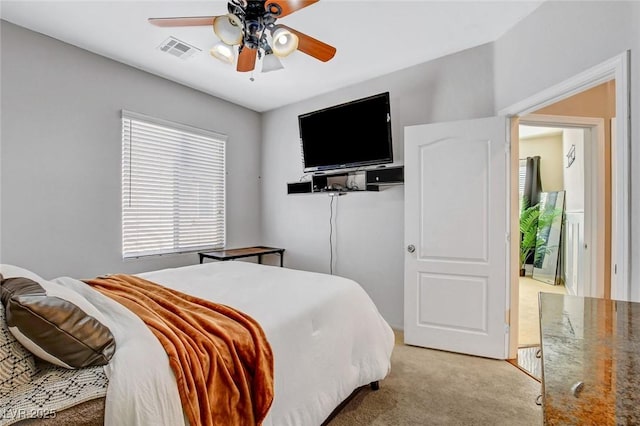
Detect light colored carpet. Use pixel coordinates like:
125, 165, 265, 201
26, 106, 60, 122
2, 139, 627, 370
518, 277, 565, 347
329, 331, 542, 425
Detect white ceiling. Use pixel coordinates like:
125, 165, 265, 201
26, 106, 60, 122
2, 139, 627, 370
519, 125, 564, 139
1, 1, 543, 112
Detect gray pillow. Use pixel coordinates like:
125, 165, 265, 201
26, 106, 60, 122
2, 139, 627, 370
0, 276, 115, 369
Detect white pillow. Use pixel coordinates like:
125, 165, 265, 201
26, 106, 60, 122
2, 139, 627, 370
0, 264, 110, 325
0, 264, 44, 283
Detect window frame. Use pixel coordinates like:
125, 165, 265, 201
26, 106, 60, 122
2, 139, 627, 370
121, 110, 227, 259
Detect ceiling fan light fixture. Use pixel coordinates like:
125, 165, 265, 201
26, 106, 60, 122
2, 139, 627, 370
149, 0, 336, 75
213, 14, 243, 45
210, 41, 235, 64
271, 27, 298, 58
262, 52, 284, 73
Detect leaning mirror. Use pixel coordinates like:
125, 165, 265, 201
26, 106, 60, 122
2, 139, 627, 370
532, 191, 565, 285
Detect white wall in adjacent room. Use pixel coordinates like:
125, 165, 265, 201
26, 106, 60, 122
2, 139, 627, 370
0, 21, 263, 279
562, 129, 585, 213
260, 44, 495, 329
519, 132, 565, 193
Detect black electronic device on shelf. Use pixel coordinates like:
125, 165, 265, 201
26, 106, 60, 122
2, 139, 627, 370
365, 165, 404, 191
298, 92, 393, 173
286, 181, 313, 194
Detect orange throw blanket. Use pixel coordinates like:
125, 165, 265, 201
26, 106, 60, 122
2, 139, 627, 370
84, 274, 274, 426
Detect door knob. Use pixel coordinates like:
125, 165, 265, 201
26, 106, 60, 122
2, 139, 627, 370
407, 244, 416, 253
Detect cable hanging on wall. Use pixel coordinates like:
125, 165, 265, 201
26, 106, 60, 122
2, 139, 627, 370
328, 193, 342, 274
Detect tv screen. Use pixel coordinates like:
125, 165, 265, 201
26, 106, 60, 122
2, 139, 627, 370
298, 92, 393, 173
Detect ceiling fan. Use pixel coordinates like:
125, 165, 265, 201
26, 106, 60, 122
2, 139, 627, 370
148, 0, 336, 74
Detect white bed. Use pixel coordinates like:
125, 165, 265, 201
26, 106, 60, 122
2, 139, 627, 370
9, 261, 395, 425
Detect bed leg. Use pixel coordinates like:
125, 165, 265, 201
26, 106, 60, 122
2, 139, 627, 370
370, 381, 379, 391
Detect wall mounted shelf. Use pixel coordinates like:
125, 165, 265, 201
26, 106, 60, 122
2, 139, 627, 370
287, 165, 403, 195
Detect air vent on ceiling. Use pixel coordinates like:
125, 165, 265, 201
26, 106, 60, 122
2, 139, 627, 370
158, 37, 201, 60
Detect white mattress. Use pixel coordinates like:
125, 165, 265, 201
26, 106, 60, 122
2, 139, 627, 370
139, 262, 395, 426
58, 261, 395, 426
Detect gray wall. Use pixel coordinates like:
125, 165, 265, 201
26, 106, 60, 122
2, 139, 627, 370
260, 0, 640, 329
3, 0, 639, 330
493, 1, 640, 299
0, 21, 263, 279
260, 44, 495, 329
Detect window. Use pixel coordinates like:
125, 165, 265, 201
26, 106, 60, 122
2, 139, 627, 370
121, 111, 226, 259
518, 159, 527, 214
518, 160, 527, 196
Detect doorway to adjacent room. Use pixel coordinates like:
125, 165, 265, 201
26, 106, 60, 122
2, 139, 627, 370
510, 76, 619, 379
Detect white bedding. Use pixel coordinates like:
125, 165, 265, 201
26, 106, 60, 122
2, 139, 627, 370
58, 261, 395, 426
54, 276, 186, 426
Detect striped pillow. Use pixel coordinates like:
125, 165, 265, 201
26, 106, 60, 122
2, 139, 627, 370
0, 302, 36, 394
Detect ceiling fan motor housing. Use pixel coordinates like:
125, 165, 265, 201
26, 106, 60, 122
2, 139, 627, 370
228, 0, 281, 49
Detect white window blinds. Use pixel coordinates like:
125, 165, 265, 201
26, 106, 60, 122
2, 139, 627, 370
519, 159, 527, 215
122, 111, 226, 259
518, 159, 527, 196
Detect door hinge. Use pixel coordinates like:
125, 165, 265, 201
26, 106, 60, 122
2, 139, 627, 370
615, 264, 618, 274
505, 143, 510, 155
504, 324, 510, 334
506, 233, 510, 242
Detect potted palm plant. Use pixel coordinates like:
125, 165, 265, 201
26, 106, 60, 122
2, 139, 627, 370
519, 203, 542, 276
519, 199, 561, 276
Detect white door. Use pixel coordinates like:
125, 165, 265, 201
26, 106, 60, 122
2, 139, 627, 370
404, 116, 509, 359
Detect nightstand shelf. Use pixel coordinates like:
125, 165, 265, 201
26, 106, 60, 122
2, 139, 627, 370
199, 246, 285, 267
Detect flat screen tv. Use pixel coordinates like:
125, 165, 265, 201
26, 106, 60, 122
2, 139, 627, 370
298, 92, 393, 173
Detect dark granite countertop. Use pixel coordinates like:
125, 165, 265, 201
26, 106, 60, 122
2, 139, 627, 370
539, 292, 640, 425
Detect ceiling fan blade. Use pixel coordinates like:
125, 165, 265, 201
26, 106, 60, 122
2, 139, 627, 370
237, 47, 258, 72
280, 26, 336, 62
265, 0, 319, 18
148, 16, 218, 27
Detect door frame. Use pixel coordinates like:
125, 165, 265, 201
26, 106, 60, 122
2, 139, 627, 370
499, 51, 630, 358
519, 114, 606, 299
